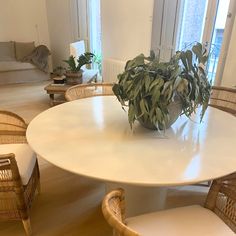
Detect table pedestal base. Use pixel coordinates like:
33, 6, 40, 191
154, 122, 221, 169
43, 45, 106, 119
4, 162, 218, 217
106, 183, 167, 217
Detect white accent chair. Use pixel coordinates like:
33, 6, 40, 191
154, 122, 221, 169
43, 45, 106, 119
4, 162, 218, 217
70, 40, 86, 68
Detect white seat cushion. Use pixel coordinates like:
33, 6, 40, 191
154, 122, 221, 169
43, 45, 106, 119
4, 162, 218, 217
0, 144, 36, 185
126, 205, 234, 236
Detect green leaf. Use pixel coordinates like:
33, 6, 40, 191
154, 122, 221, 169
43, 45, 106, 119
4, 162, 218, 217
152, 86, 161, 105
149, 78, 161, 91
162, 80, 172, 94
144, 75, 151, 92
192, 43, 202, 61
173, 76, 182, 90
140, 99, 148, 114
186, 50, 193, 71
125, 54, 145, 70
180, 52, 188, 71
63, 55, 77, 72
128, 103, 135, 127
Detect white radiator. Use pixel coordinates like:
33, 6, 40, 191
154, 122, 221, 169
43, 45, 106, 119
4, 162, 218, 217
102, 58, 126, 82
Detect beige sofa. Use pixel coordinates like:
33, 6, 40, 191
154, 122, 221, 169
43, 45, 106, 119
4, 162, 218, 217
0, 41, 49, 85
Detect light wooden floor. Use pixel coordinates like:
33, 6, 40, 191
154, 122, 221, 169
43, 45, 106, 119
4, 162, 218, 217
0, 81, 207, 235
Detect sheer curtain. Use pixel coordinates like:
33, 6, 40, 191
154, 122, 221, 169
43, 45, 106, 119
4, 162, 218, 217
89, 0, 102, 56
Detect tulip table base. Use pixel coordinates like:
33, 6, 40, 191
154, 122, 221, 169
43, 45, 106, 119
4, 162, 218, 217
106, 183, 167, 217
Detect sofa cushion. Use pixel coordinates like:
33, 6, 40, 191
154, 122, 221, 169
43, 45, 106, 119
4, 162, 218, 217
15, 42, 35, 61
0, 144, 37, 185
0, 61, 36, 72
126, 205, 234, 236
0, 42, 16, 61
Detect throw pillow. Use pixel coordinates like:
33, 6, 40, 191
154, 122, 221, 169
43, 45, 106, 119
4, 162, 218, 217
0, 41, 16, 61
15, 42, 35, 61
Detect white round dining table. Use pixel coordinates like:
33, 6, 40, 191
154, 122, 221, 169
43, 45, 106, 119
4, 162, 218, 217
27, 96, 236, 216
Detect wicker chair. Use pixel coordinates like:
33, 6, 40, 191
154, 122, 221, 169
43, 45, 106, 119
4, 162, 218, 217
65, 83, 114, 101
102, 173, 236, 236
198, 86, 236, 188
0, 111, 40, 236
0, 110, 28, 144
210, 86, 236, 116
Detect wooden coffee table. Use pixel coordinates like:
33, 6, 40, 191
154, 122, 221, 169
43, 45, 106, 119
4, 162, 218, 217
44, 69, 97, 106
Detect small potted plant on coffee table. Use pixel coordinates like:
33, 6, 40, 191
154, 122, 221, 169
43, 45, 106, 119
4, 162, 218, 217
63, 52, 94, 85
112, 43, 211, 130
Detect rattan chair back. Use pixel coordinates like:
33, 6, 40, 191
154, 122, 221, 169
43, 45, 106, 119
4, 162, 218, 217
102, 188, 140, 236
0, 110, 27, 144
65, 83, 114, 101
205, 172, 236, 232
210, 86, 236, 115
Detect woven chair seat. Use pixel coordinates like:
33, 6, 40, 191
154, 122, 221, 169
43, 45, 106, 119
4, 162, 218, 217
126, 205, 234, 236
0, 144, 36, 185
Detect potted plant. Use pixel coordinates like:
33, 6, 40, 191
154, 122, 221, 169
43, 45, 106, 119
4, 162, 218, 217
52, 66, 66, 84
63, 52, 94, 85
112, 43, 211, 130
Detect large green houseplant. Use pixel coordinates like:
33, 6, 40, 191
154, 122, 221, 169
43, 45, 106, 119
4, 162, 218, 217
64, 52, 94, 85
112, 43, 211, 130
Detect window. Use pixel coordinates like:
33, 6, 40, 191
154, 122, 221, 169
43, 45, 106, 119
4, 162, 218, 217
151, 0, 234, 84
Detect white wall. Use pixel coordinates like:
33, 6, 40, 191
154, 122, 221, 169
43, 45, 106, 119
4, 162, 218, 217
46, 0, 89, 68
46, 0, 73, 68
221, 17, 236, 87
0, 0, 50, 47
101, 0, 154, 61
0, 0, 87, 69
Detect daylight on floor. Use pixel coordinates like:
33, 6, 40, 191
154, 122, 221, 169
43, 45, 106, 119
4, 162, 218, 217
0, 0, 235, 235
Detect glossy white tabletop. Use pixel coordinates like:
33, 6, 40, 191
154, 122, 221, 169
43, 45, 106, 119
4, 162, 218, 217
27, 96, 236, 186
